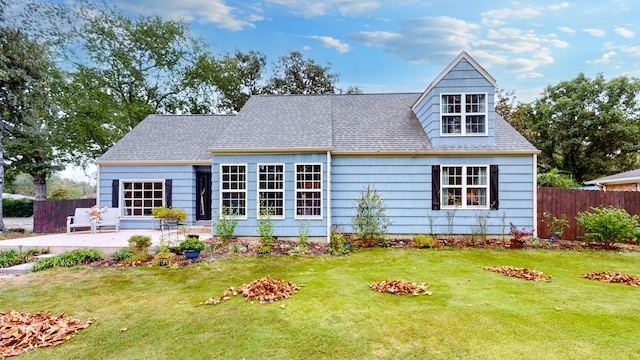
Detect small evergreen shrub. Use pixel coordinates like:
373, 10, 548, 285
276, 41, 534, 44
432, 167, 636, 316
32, 249, 102, 272
576, 206, 640, 245
412, 234, 435, 248
351, 185, 391, 247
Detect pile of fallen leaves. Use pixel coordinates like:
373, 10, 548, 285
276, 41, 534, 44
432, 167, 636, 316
581, 271, 639, 287
202, 276, 301, 305
369, 279, 431, 296
484, 265, 552, 282
1, 311, 90, 358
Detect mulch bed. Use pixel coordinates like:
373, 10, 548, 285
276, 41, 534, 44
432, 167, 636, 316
0, 311, 90, 358
485, 265, 552, 281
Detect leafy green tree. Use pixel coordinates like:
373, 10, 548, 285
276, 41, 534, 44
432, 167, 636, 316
524, 74, 640, 183
57, 3, 222, 164
263, 51, 340, 95
537, 168, 581, 188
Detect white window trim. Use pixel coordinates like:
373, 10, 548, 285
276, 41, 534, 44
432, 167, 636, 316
440, 92, 488, 137
219, 164, 248, 220
257, 163, 285, 220
294, 163, 323, 220
120, 179, 166, 219
441, 165, 490, 210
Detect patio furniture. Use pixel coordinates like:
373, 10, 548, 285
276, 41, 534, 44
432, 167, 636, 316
95, 208, 121, 233
67, 208, 97, 234
160, 218, 185, 245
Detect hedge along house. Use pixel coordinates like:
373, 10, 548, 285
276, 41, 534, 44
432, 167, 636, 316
96, 51, 539, 241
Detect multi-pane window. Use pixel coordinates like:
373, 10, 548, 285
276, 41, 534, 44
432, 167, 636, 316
258, 164, 284, 219
221, 165, 247, 217
122, 180, 164, 217
295, 164, 322, 218
441, 93, 487, 135
442, 166, 488, 208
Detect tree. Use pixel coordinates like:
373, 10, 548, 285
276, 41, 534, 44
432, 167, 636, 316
1, 21, 61, 227
523, 74, 640, 183
351, 185, 392, 246
57, 3, 223, 164
263, 51, 340, 95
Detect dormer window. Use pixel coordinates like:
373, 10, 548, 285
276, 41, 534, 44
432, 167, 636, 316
441, 93, 487, 136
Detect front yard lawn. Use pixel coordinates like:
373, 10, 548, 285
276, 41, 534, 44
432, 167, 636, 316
1, 248, 639, 359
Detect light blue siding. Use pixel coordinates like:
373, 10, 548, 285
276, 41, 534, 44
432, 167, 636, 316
99, 165, 202, 229
413, 58, 496, 147
331, 155, 535, 236
212, 153, 329, 238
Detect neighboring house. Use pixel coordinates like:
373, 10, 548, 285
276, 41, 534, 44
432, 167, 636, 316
584, 169, 640, 191
96, 51, 539, 240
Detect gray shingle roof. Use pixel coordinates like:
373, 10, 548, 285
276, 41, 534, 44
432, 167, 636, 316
585, 168, 640, 185
97, 114, 231, 163
98, 93, 537, 163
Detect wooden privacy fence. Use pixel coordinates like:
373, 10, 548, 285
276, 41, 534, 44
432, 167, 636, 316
34, 199, 96, 233
537, 187, 640, 241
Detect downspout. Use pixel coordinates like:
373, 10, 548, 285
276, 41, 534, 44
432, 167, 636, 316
96, 164, 101, 206
532, 154, 538, 238
326, 150, 332, 244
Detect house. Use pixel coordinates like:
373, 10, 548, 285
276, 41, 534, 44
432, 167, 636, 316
96, 51, 539, 241
584, 169, 640, 191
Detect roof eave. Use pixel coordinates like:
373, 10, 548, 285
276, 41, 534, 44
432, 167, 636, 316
210, 147, 333, 155
96, 160, 212, 166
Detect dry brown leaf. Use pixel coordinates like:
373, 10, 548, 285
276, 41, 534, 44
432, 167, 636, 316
202, 276, 301, 305
581, 271, 639, 287
369, 279, 431, 296
485, 265, 552, 282
1, 311, 89, 358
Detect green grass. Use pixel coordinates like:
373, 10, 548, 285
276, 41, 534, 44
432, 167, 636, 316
1, 248, 639, 359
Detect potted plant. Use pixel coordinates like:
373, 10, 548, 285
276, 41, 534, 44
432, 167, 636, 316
179, 236, 205, 259
543, 212, 569, 243
509, 222, 533, 249
152, 207, 188, 223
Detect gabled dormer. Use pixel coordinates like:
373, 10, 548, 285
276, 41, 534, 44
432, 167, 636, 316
412, 51, 496, 146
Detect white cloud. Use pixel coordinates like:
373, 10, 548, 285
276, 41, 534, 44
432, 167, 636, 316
583, 28, 606, 37
348, 31, 402, 47
265, 0, 380, 17
117, 0, 261, 31
614, 27, 635, 38
548, 2, 570, 10
586, 51, 616, 64
481, 6, 541, 21
307, 35, 350, 53
618, 45, 640, 57
558, 26, 575, 34
517, 72, 544, 79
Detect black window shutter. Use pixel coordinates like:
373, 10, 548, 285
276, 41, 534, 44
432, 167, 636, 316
432, 165, 441, 210
111, 180, 119, 208
490, 165, 499, 210
165, 179, 173, 207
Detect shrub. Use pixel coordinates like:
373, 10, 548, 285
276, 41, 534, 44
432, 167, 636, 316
298, 220, 310, 247
412, 234, 434, 248
329, 226, 350, 256
112, 249, 135, 261
537, 168, 581, 188
351, 185, 391, 247
2, 198, 34, 217
1, 249, 48, 268
151, 207, 187, 222
258, 206, 274, 253
128, 235, 152, 253
576, 206, 640, 245
214, 208, 238, 244
152, 246, 176, 267
32, 249, 102, 272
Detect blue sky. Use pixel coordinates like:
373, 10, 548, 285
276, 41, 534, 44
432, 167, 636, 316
108, 0, 640, 103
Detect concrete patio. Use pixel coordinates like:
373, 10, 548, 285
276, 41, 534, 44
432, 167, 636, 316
0, 226, 213, 256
